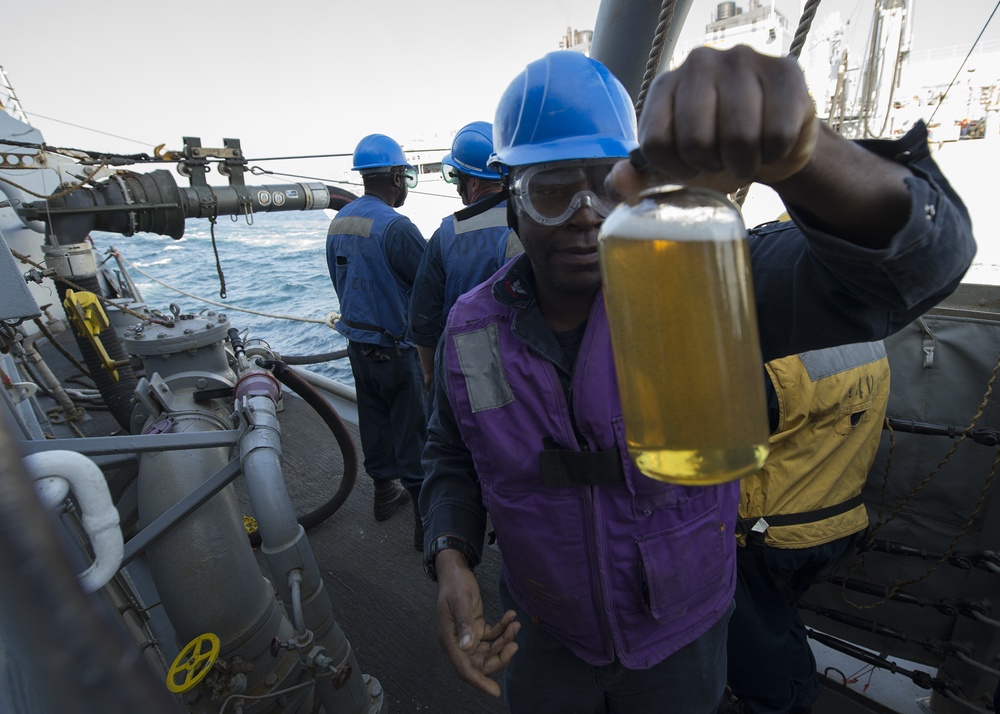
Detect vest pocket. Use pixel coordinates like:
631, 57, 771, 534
835, 396, 874, 436
635, 504, 730, 623
487, 487, 599, 649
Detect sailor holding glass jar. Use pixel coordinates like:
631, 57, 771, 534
419, 46, 975, 713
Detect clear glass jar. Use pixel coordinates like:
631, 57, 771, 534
598, 185, 769, 485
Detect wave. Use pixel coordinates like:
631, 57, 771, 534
89, 213, 353, 385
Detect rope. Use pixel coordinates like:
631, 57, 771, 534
787, 0, 821, 59
9, 247, 149, 323
207, 216, 228, 299
33, 317, 91, 379
634, 0, 679, 119
0, 137, 153, 164
0, 159, 111, 200
841, 353, 1000, 610
249, 166, 462, 203
115, 254, 338, 327
733, 0, 823, 207
244, 148, 447, 162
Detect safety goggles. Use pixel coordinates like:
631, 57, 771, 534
398, 166, 418, 189
509, 159, 619, 226
442, 164, 462, 184
363, 165, 418, 188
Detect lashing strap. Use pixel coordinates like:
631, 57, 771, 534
540, 438, 625, 486
736, 494, 864, 535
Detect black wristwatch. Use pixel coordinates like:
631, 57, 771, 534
424, 535, 478, 582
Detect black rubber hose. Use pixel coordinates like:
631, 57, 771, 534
278, 349, 348, 366
55, 276, 138, 432
247, 359, 357, 547
325, 185, 357, 211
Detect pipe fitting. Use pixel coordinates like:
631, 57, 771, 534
234, 370, 280, 405
23, 451, 123, 592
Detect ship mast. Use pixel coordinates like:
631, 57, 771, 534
832, 0, 913, 140
0, 64, 30, 125
859, 0, 912, 138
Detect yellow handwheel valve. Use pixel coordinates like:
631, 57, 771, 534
166, 632, 221, 693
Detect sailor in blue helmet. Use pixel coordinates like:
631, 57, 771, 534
325, 133, 427, 548
419, 48, 974, 713
408, 121, 523, 397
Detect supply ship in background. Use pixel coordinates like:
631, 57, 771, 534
1, 1, 999, 712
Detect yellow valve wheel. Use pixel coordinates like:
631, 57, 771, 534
243, 515, 258, 534
63, 289, 119, 381
166, 632, 221, 693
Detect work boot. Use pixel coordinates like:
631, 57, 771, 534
373, 479, 410, 522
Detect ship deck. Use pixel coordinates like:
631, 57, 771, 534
23, 326, 941, 714
30, 328, 508, 713
262, 391, 508, 713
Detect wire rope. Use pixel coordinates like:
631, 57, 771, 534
116, 254, 338, 327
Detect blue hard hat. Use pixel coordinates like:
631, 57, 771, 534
448, 121, 502, 180
351, 134, 414, 171
491, 51, 638, 169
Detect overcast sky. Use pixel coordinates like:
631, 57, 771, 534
5, 0, 598, 181
5, 0, 998, 185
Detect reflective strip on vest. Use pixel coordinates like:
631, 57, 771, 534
799, 340, 887, 380
453, 324, 514, 412
328, 215, 374, 238
455, 206, 507, 235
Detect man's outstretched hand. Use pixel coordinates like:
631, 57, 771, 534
434, 549, 521, 697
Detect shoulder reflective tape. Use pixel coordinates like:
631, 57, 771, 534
454, 206, 508, 234
799, 341, 887, 381
329, 216, 374, 238
453, 324, 514, 412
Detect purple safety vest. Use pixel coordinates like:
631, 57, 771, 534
443, 275, 739, 668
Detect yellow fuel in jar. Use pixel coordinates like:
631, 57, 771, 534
599, 185, 769, 485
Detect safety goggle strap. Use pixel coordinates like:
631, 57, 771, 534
361, 166, 417, 188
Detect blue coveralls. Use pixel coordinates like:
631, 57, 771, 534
407, 197, 516, 351
326, 194, 427, 495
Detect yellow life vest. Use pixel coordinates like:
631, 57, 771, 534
737, 342, 890, 548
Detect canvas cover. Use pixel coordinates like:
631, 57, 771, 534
804, 283, 1000, 704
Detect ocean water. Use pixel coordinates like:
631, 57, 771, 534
87, 181, 1000, 396
88, 210, 356, 386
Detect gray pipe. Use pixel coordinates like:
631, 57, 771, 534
24, 450, 123, 592
14, 335, 83, 421
137, 403, 301, 704
237, 381, 383, 713
0, 406, 181, 713
590, 0, 697, 102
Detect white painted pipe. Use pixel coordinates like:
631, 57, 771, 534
23, 451, 123, 592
